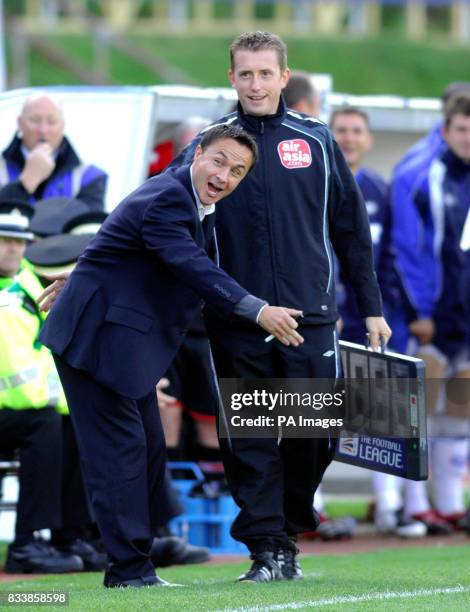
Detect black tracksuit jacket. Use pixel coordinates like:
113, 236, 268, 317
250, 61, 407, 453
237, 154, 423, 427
177, 98, 382, 329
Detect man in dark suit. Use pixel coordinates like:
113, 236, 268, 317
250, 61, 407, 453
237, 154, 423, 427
39, 124, 304, 588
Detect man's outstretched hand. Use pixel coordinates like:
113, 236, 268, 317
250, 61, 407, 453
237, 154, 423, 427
258, 306, 304, 346
37, 272, 70, 312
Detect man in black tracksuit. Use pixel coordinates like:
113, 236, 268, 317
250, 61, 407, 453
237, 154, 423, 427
175, 32, 391, 583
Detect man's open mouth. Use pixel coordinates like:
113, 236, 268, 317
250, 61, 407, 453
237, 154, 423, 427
207, 181, 223, 196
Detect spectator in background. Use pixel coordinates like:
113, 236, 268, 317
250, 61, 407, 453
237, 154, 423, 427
331, 107, 430, 538
390, 93, 470, 532
331, 107, 401, 347
0, 92, 107, 210
174, 117, 212, 156
161, 331, 221, 470
0, 200, 83, 574
395, 81, 470, 174
149, 116, 211, 177
283, 70, 321, 118
386, 83, 470, 536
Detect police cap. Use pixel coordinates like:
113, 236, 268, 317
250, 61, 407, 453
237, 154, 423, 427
26, 209, 107, 275
30, 197, 91, 237
26, 234, 92, 275
0, 198, 34, 241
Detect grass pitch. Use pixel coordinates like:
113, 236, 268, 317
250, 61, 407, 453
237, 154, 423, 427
1, 545, 470, 611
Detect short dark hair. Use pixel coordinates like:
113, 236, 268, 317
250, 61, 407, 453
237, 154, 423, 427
230, 31, 287, 72
283, 71, 317, 109
444, 93, 470, 127
330, 106, 370, 130
200, 124, 258, 170
441, 81, 470, 106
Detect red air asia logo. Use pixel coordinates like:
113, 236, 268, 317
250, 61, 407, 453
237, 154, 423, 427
277, 139, 312, 169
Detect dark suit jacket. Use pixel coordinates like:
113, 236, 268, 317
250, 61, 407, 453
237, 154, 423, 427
40, 164, 248, 399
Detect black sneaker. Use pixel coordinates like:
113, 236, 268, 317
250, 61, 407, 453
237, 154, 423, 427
104, 574, 183, 588
150, 536, 211, 567
277, 545, 303, 580
315, 516, 357, 541
237, 552, 283, 583
57, 539, 107, 571
5, 540, 84, 574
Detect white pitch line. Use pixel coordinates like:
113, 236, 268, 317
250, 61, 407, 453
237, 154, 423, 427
217, 585, 470, 612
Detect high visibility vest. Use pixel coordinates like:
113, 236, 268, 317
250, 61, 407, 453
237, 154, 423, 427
0, 264, 67, 412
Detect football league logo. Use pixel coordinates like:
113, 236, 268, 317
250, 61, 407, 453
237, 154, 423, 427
277, 139, 312, 169
338, 437, 359, 457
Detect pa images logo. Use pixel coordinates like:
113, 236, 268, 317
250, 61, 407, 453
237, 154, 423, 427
277, 139, 312, 169
338, 437, 359, 457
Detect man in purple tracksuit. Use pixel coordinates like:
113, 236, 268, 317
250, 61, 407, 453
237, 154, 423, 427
390, 93, 470, 532
330, 106, 407, 353
331, 106, 433, 538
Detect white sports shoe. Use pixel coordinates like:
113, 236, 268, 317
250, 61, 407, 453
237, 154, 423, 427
375, 509, 426, 538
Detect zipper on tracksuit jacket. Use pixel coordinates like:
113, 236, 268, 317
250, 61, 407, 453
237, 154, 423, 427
258, 120, 282, 307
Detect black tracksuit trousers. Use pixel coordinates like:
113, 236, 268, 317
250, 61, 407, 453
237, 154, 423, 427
0, 407, 62, 539
208, 322, 340, 554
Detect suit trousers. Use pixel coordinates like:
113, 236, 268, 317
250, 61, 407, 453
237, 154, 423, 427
50, 415, 94, 545
207, 322, 339, 554
53, 355, 167, 584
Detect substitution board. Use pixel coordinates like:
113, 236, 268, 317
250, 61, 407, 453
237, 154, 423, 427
334, 341, 428, 481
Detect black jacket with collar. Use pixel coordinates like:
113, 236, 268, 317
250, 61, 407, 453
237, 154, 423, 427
175, 98, 382, 328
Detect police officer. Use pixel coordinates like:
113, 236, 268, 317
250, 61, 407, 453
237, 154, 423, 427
26, 215, 109, 572
0, 200, 83, 573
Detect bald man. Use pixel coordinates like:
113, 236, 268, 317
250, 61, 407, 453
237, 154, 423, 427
0, 92, 107, 210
